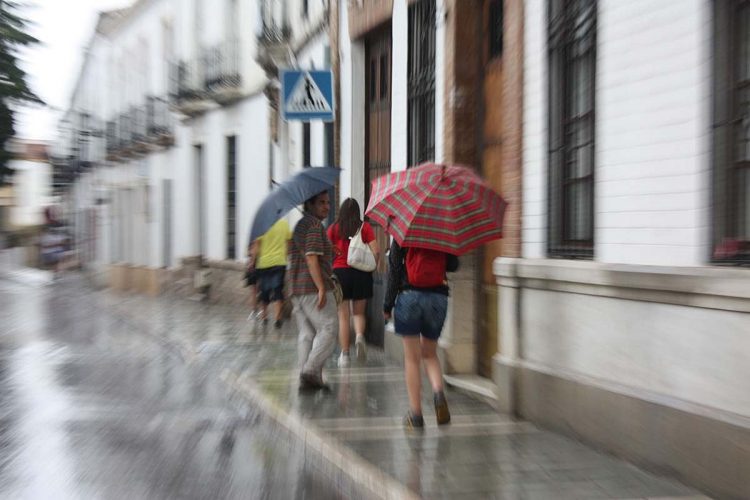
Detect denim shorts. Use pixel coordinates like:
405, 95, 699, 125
393, 290, 448, 340
258, 266, 285, 303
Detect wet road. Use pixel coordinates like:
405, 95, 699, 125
0, 274, 341, 500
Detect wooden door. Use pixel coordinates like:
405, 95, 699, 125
364, 27, 392, 347
479, 0, 505, 378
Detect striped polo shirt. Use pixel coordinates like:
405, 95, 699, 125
289, 213, 334, 296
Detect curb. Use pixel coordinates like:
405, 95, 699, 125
222, 369, 420, 500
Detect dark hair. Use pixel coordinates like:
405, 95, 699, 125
335, 198, 362, 239
303, 191, 328, 213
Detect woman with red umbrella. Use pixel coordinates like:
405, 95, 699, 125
383, 243, 457, 428
368, 163, 507, 429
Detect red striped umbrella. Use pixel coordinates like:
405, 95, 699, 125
365, 163, 507, 255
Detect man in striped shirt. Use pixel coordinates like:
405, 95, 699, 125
289, 191, 338, 391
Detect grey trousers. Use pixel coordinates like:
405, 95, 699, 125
292, 292, 339, 377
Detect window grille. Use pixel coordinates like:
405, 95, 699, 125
547, 0, 596, 258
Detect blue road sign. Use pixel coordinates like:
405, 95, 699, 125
281, 70, 334, 122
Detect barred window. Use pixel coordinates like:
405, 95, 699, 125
302, 122, 311, 166
489, 0, 504, 59
547, 0, 596, 258
226, 136, 237, 260
713, 0, 750, 264
408, 0, 436, 167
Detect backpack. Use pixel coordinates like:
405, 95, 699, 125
405, 247, 447, 288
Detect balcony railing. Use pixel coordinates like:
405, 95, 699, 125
69, 113, 105, 168
130, 105, 147, 146
256, 0, 291, 77
106, 120, 118, 159
204, 39, 241, 95
104, 97, 175, 159
147, 96, 172, 133
169, 58, 211, 114
258, 0, 289, 42
117, 112, 131, 151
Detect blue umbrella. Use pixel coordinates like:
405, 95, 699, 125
249, 166, 340, 242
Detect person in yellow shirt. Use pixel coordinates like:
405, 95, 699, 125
253, 218, 292, 328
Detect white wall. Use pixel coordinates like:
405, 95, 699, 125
180, 93, 269, 262
338, 0, 365, 206
596, 0, 712, 266
523, 0, 712, 265
434, 0, 446, 164
173, 122, 196, 259
237, 95, 270, 259
391, 0, 408, 173
522, 287, 750, 422
522, 0, 549, 259
10, 160, 51, 227
288, 0, 328, 47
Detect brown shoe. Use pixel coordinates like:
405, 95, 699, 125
403, 411, 424, 429
299, 372, 330, 392
434, 391, 451, 425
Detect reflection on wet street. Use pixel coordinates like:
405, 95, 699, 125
0, 275, 341, 499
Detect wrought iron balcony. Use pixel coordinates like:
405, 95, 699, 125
146, 96, 174, 146
169, 58, 212, 116
204, 39, 242, 103
117, 112, 131, 152
106, 120, 118, 160
130, 105, 147, 147
70, 113, 104, 168
256, 0, 291, 77
104, 98, 174, 160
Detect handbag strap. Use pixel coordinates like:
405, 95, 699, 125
350, 223, 363, 240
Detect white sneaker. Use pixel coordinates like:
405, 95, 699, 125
338, 352, 351, 368
355, 336, 367, 363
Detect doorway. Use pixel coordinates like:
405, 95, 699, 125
364, 25, 392, 347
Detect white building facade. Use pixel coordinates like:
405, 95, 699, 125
494, 1, 750, 497
7, 141, 52, 229
59, 0, 331, 294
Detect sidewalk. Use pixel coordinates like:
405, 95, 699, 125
0, 247, 52, 287
105, 289, 708, 500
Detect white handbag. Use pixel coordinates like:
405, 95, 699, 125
347, 225, 377, 272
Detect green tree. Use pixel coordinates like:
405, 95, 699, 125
0, 0, 42, 185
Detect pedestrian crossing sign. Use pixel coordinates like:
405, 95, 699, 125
281, 70, 334, 122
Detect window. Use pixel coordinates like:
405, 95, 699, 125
194, 144, 205, 256
547, 0, 596, 258
226, 136, 237, 260
408, 0, 436, 167
713, 0, 750, 264
302, 0, 308, 18
325, 122, 334, 166
489, 0, 503, 58
162, 19, 174, 86
302, 122, 311, 166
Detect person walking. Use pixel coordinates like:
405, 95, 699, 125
245, 240, 261, 321
383, 240, 459, 428
289, 191, 338, 390
253, 218, 292, 329
327, 198, 379, 367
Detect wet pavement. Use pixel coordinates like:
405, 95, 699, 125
0, 272, 348, 499
96, 275, 709, 500
0, 269, 711, 499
